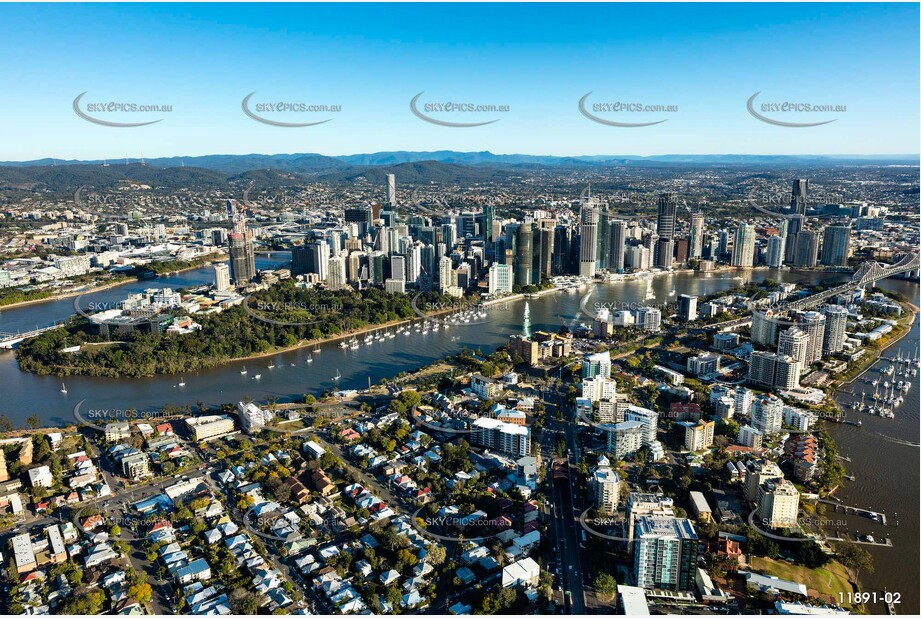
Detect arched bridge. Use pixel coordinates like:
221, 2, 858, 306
710, 252, 919, 331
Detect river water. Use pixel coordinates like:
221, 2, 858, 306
826, 278, 919, 614
0, 262, 917, 609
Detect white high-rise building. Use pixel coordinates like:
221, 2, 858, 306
752, 309, 780, 346
797, 311, 827, 363
758, 480, 800, 529
689, 213, 705, 259
386, 174, 397, 206
822, 305, 849, 355
213, 263, 231, 293
582, 376, 617, 402
592, 455, 620, 514
326, 255, 347, 291
624, 405, 658, 445
734, 387, 753, 417
778, 327, 810, 365
627, 245, 651, 270
748, 351, 800, 390
579, 202, 599, 277
744, 460, 783, 501
405, 245, 422, 286
489, 263, 514, 294
635, 307, 661, 332
605, 421, 645, 458
752, 394, 783, 435
438, 256, 454, 292
737, 425, 763, 449
766, 235, 784, 268
237, 401, 274, 435
472, 418, 531, 456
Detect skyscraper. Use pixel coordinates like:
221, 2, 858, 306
326, 255, 347, 291
790, 179, 808, 215
344, 206, 373, 238
677, 295, 698, 322
656, 193, 678, 240
689, 213, 705, 259
822, 305, 849, 355
228, 228, 256, 286
609, 219, 627, 272
752, 394, 784, 434
213, 263, 231, 293
784, 214, 804, 264
821, 224, 851, 267
731, 222, 755, 267
655, 238, 674, 269
797, 311, 826, 363
759, 480, 800, 529
579, 202, 599, 277
386, 174, 396, 207
514, 222, 533, 287
592, 455, 620, 515
633, 516, 698, 591
390, 255, 406, 282
438, 256, 454, 292
483, 204, 496, 243
293, 241, 330, 280
596, 205, 609, 270
765, 235, 784, 268
488, 262, 513, 294
793, 230, 820, 268
778, 327, 809, 365
553, 225, 573, 275
537, 221, 555, 280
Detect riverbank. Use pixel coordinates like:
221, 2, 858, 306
0, 253, 229, 312
837, 301, 918, 387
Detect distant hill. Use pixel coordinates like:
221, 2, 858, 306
316, 160, 510, 184
0, 163, 231, 196
3, 151, 916, 175
1, 152, 916, 197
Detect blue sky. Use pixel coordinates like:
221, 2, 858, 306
0, 2, 918, 159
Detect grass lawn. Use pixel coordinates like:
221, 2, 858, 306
749, 556, 859, 610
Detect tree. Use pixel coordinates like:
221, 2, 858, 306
836, 541, 875, 576
229, 588, 261, 614
26, 414, 41, 429
128, 582, 153, 603
594, 572, 617, 600
427, 544, 447, 566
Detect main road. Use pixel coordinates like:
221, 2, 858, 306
541, 384, 588, 614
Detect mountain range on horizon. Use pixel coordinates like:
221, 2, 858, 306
1, 151, 917, 175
